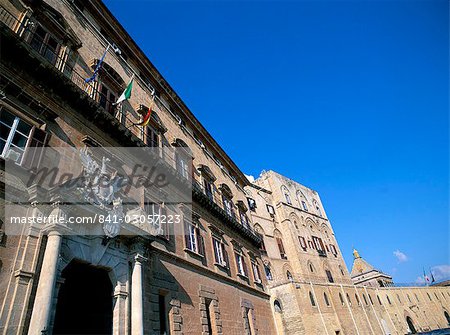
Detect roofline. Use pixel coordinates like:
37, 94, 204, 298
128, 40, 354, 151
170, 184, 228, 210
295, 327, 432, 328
85, 0, 250, 187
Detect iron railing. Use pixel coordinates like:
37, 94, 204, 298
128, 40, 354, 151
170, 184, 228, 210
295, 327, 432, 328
193, 180, 257, 236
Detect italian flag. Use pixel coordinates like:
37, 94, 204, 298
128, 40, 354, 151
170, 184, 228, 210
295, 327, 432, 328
115, 75, 134, 105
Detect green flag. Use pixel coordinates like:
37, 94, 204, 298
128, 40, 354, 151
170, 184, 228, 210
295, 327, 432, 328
115, 75, 134, 105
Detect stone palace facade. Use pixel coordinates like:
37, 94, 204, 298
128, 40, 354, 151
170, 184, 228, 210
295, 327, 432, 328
0, 0, 448, 334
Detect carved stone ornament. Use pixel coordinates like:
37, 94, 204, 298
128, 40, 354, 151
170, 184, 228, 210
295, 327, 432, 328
78, 149, 127, 238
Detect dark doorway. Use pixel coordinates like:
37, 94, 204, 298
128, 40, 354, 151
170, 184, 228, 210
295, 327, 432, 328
53, 261, 113, 334
406, 316, 416, 334
445, 311, 450, 325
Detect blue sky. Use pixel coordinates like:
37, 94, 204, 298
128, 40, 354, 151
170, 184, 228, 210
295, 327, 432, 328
104, 0, 449, 284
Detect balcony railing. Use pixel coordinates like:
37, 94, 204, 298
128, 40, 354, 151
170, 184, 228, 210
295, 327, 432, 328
193, 181, 261, 245
0, 6, 158, 145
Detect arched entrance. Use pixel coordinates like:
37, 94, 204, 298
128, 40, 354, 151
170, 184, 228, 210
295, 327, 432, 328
53, 260, 113, 334
444, 311, 450, 325
406, 316, 416, 334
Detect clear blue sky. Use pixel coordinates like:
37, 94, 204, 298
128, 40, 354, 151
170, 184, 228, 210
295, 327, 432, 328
104, 0, 449, 284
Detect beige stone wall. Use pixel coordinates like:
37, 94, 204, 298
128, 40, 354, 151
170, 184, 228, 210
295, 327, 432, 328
269, 281, 450, 334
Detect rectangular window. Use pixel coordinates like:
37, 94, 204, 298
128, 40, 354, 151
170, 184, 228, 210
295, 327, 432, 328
235, 253, 248, 277
298, 236, 307, 250
158, 293, 168, 335
252, 262, 261, 284
98, 83, 116, 114
146, 125, 159, 147
184, 220, 204, 256
28, 25, 60, 65
312, 236, 325, 253
246, 308, 255, 335
239, 210, 249, 228
330, 244, 338, 256
222, 195, 234, 218
212, 237, 228, 268
0, 108, 33, 165
247, 197, 256, 211
205, 298, 214, 335
204, 178, 214, 202
276, 237, 287, 259
176, 153, 190, 179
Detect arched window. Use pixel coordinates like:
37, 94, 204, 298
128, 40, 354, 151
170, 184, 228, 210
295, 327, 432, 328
397, 294, 401, 303
339, 293, 345, 305
313, 199, 322, 217
407, 294, 411, 303
415, 293, 419, 302
368, 294, 374, 305
377, 295, 382, 305
355, 294, 360, 305
444, 311, 450, 325
281, 186, 292, 205
339, 265, 345, 276
297, 190, 308, 211
286, 271, 293, 281
274, 230, 286, 259
363, 294, 368, 305
346, 293, 352, 306
308, 261, 315, 273
386, 295, 391, 305
274, 300, 282, 313
309, 291, 316, 306
435, 292, 439, 300
406, 316, 417, 334
324, 293, 330, 306
427, 293, 432, 301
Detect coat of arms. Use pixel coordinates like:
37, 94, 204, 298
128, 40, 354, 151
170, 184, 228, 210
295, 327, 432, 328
78, 149, 128, 238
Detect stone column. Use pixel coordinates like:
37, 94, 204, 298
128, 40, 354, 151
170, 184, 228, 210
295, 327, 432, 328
131, 254, 146, 335
27, 201, 69, 335
112, 281, 129, 335
27, 229, 63, 334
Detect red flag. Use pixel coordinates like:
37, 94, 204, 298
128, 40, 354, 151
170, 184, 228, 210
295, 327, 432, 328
135, 108, 152, 127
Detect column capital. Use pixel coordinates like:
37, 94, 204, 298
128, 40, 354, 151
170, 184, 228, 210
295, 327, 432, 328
133, 253, 147, 264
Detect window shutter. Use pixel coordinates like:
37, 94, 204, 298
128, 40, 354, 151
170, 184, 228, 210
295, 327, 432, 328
242, 257, 248, 277
22, 127, 48, 170
184, 221, 190, 249
319, 238, 325, 252
213, 239, 219, 263
299, 236, 307, 250
223, 247, 229, 268
161, 207, 170, 240
196, 227, 205, 256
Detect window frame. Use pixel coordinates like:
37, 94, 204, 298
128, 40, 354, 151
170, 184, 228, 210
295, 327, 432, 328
212, 236, 228, 268
235, 252, 248, 278
184, 219, 204, 256
0, 112, 33, 164
251, 261, 262, 284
